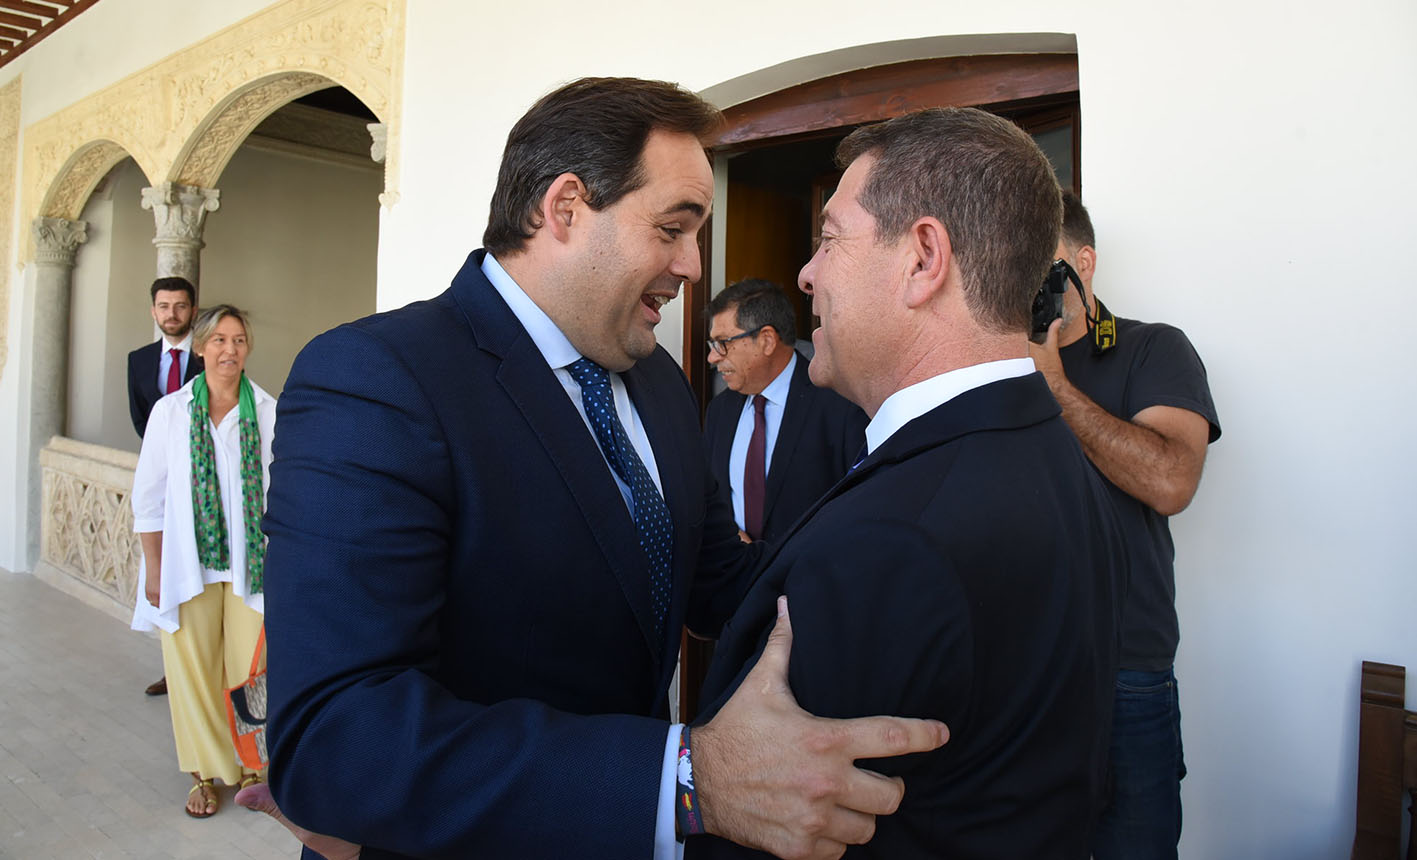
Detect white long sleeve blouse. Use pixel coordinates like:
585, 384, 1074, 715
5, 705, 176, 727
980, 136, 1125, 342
130, 376, 276, 632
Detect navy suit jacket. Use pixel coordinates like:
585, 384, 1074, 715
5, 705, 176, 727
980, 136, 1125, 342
126, 339, 202, 438
264, 251, 755, 859
689, 373, 1126, 860
703, 355, 866, 542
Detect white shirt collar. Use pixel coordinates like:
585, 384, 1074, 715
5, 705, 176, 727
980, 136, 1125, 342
163, 332, 194, 352
481, 253, 582, 370
865, 358, 1036, 454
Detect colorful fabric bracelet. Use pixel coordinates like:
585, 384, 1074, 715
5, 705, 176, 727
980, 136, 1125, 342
676, 725, 705, 840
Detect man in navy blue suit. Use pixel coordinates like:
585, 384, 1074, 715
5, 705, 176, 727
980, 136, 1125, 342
686, 108, 1127, 858
703, 279, 865, 543
260, 78, 945, 860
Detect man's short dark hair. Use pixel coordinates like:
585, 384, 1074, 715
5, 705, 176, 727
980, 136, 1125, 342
836, 107, 1062, 335
482, 77, 722, 256
150, 276, 195, 304
706, 279, 797, 346
1060, 190, 1095, 251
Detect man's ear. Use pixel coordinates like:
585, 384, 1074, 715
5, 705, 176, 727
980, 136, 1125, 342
903, 216, 951, 309
1074, 244, 1097, 282
540, 173, 588, 244
759, 325, 781, 355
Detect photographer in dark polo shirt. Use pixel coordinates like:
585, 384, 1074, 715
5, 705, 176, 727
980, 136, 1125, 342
1030, 191, 1221, 859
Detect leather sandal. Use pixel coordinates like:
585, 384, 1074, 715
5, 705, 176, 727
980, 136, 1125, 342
186, 775, 218, 818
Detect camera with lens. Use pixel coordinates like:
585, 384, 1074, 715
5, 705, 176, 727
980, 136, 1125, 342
1030, 259, 1083, 343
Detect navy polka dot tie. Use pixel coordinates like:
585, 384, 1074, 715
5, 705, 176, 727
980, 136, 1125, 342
568, 358, 672, 638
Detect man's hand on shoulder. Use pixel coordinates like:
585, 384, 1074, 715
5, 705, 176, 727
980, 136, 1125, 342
691, 597, 949, 860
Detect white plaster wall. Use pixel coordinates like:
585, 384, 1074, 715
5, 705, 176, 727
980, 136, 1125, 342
67, 176, 115, 447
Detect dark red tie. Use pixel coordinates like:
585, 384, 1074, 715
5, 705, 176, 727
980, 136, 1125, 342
165, 348, 182, 394
743, 394, 768, 540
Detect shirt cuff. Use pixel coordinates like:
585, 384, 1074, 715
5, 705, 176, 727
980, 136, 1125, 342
654, 723, 685, 860
133, 517, 164, 533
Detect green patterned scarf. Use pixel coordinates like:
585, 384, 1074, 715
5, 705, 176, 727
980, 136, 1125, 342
189, 372, 265, 593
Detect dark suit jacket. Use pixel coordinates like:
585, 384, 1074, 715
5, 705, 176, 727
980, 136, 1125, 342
690, 373, 1126, 860
126, 339, 202, 438
263, 250, 755, 860
704, 355, 866, 542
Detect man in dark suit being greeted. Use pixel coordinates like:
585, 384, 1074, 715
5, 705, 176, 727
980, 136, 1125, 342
704, 279, 866, 543
260, 77, 945, 860
685, 107, 1127, 859
126, 274, 202, 696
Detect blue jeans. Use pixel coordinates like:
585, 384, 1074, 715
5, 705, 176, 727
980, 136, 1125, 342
1092, 668, 1185, 860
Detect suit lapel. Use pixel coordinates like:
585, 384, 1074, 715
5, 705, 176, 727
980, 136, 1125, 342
763, 357, 812, 521
450, 252, 662, 659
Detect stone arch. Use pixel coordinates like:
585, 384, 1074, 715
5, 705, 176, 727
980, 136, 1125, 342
172, 70, 383, 189
38, 139, 153, 221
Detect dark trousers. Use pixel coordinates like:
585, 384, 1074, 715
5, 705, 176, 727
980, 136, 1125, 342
1092, 668, 1185, 860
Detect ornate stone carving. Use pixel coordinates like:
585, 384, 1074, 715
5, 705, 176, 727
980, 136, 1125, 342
39, 438, 143, 614
0, 76, 19, 382
32, 217, 88, 267
367, 122, 386, 163
23, 0, 404, 254
141, 182, 220, 283
176, 73, 330, 186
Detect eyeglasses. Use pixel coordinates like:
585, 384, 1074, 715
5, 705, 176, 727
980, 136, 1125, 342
706, 326, 764, 356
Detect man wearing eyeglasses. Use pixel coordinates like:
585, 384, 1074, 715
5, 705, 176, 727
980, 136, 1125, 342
704, 279, 866, 543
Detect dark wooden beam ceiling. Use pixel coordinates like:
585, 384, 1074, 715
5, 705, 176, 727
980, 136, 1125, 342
0, 0, 101, 70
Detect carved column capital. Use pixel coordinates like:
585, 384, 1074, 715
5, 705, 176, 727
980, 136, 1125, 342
31, 217, 88, 267
367, 122, 387, 163
140, 182, 220, 284
140, 182, 220, 244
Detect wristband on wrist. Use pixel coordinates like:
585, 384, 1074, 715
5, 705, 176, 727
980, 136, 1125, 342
676, 725, 705, 840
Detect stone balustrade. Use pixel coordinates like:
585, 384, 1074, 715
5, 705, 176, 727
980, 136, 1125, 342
35, 436, 140, 623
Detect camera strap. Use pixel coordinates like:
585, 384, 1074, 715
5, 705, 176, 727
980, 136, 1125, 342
1088, 297, 1117, 355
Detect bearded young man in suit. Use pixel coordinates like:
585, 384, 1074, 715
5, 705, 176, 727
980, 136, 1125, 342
704, 279, 866, 544
127, 276, 202, 439
260, 77, 945, 860
126, 275, 202, 697
684, 108, 1128, 859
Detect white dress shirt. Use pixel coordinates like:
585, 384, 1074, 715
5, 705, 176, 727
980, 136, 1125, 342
156, 331, 195, 392
726, 351, 797, 530
865, 358, 1037, 455
481, 254, 683, 860
130, 376, 276, 633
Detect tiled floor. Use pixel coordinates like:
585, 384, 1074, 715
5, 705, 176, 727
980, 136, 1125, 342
0, 568, 300, 859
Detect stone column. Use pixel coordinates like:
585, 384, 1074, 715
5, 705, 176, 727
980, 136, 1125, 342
26, 217, 87, 563
140, 182, 220, 287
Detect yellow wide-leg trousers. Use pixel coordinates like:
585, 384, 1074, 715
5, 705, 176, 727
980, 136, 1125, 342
159, 581, 264, 785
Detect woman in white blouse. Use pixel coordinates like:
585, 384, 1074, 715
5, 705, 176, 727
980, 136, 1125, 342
131, 304, 275, 819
